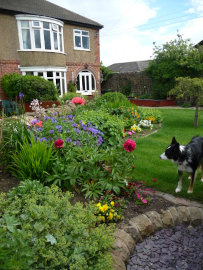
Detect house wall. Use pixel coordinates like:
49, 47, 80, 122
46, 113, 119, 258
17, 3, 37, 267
0, 13, 101, 99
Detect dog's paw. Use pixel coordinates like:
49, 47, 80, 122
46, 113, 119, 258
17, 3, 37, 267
187, 189, 193, 194
175, 188, 181, 193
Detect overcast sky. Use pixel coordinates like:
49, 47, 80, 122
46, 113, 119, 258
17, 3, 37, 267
48, 0, 203, 66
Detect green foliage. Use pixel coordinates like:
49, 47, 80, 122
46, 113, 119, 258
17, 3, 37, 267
100, 62, 113, 85
10, 136, 54, 181
146, 34, 203, 99
121, 82, 132, 97
75, 110, 125, 147
137, 107, 163, 124
0, 118, 31, 168
0, 183, 114, 269
1, 73, 58, 102
59, 92, 81, 102
67, 80, 77, 92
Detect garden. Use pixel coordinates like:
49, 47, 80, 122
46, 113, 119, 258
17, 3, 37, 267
0, 90, 202, 270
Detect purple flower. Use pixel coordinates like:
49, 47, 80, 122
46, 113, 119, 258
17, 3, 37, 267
19, 92, 24, 99
74, 128, 81, 134
31, 119, 39, 125
36, 127, 43, 132
67, 115, 74, 120
65, 137, 72, 143
53, 112, 58, 116
49, 130, 54, 134
56, 125, 62, 132
72, 123, 78, 128
74, 140, 81, 146
66, 129, 70, 133
39, 137, 47, 142
44, 116, 50, 121
51, 118, 57, 123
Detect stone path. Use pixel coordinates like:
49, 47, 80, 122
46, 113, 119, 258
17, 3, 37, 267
112, 194, 203, 270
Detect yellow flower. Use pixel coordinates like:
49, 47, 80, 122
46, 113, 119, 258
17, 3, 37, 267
100, 216, 105, 222
96, 202, 101, 207
123, 133, 126, 137
108, 212, 113, 220
134, 96, 137, 99
100, 204, 108, 213
110, 209, 115, 213
110, 178, 113, 181
110, 201, 115, 206
82, 121, 86, 125
116, 215, 121, 220
126, 117, 128, 120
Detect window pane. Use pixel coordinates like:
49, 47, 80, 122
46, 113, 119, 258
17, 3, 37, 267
33, 21, 40, 27
26, 72, 34, 75
53, 32, 58, 50
47, 72, 53, 77
92, 75, 95, 90
34, 29, 41, 48
75, 36, 81, 47
44, 30, 51, 49
82, 31, 88, 36
76, 76, 80, 90
86, 76, 89, 90
43, 22, 50, 29
22, 29, 31, 49
38, 72, 43, 77
59, 33, 62, 51
74, 30, 80, 34
82, 76, 85, 90
82, 36, 89, 49
56, 72, 60, 76
56, 79, 61, 94
62, 79, 65, 94
21, 21, 29, 27
52, 24, 58, 31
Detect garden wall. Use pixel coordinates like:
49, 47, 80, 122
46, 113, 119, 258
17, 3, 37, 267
129, 98, 176, 107
102, 71, 152, 97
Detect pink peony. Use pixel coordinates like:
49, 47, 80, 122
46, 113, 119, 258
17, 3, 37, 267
123, 139, 136, 152
54, 139, 64, 149
72, 97, 85, 106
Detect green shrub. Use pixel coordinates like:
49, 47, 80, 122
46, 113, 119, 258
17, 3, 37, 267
1, 73, 58, 102
10, 136, 54, 181
97, 92, 131, 108
67, 80, 77, 92
60, 92, 82, 102
137, 107, 163, 123
0, 183, 114, 270
75, 110, 125, 147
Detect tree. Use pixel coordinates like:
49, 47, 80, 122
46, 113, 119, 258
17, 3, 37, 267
169, 77, 203, 127
146, 34, 203, 99
100, 62, 113, 86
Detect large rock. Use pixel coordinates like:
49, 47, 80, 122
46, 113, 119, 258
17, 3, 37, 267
129, 214, 154, 237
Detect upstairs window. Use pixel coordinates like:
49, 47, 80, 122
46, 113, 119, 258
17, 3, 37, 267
16, 15, 64, 53
74, 29, 90, 50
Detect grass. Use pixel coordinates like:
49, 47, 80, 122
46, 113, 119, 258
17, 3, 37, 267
133, 108, 203, 203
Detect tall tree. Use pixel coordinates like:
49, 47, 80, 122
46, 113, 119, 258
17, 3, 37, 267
146, 34, 203, 99
169, 77, 203, 127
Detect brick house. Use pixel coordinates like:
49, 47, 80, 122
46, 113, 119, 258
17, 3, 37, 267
0, 0, 103, 100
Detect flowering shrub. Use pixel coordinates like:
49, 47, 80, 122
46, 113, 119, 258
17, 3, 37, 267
72, 97, 85, 106
137, 107, 162, 123
30, 99, 45, 118
54, 139, 64, 149
130, 124, 142, 133
138, 119, 153, 129
123, 139, 136, 152
125, 181, 149, 205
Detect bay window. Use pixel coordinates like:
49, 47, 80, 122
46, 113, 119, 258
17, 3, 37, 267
16, 15, 64, 53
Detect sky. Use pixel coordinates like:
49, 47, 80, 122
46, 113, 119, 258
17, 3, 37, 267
48, 0, 203, 66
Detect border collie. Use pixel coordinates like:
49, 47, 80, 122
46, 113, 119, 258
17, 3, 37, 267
160, 136, 203, 193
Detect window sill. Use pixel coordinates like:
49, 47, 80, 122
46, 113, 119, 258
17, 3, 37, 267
74, 47, 91, 51
17, 50, 67, 55
76, 90, 95, 95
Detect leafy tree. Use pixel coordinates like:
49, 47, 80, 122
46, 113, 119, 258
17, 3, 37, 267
100, 62, 113, 86
169, 77, 203, 127
146, 34, 203, 99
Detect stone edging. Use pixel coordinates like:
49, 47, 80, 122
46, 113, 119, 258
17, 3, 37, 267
112, 206, 203, 270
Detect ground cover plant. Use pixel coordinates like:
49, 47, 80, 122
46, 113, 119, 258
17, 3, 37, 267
132, 108, 203, 202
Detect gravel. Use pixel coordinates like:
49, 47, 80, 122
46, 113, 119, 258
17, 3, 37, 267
126, 224, 203, 270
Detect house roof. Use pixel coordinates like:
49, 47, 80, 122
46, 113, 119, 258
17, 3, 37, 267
0, 0, 103, 29
108, 60, 150, 73
195, 40, 203, 47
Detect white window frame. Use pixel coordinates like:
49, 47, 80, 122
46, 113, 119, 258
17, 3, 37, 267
74, 29, 90, 51
16, 15, 65, 53
19, 66, 67, 97
76, 70, 96, 95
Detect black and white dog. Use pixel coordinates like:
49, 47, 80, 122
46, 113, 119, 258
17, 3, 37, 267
160, 136, 203, 193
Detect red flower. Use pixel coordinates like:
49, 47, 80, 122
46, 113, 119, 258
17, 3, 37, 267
152, 178, 157, 182
35, 120, 43, 127
123, 139, 136, 152
72, 97, 85, 106
54, 139, 64, 149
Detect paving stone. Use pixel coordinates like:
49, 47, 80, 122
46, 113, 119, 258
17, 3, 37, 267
114, 229, 135, 253
176, 206, 190, 223
161, 209, 173, 227
145, 211, 163, 231
188, 207, 203, 225
168, 206, 180, 225
113, 238, 130, 261
129, 214, 154, 237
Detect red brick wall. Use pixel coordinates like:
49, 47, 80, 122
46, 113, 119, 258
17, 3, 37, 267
0, 60, 20, 100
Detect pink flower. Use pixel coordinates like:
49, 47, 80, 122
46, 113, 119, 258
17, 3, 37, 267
145, 188, 151, 191
136, 193, 140, 199
132, 130, 135, 133
123, 139, 136, 152
127, 131, 132, 136
72, 97, 85, 106
54, 139, 64, 149
142, 198, 148, 204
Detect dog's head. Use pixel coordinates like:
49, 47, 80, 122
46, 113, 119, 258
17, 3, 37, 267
160, 137, 180, 161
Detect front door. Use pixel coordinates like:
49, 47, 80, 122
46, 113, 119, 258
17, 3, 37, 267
77, 70, 96, 95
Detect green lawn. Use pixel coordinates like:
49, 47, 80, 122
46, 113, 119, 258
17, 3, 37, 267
133, 108, 203, 202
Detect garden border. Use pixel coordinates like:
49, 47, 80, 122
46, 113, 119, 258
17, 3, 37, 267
112, 205, 203, 270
